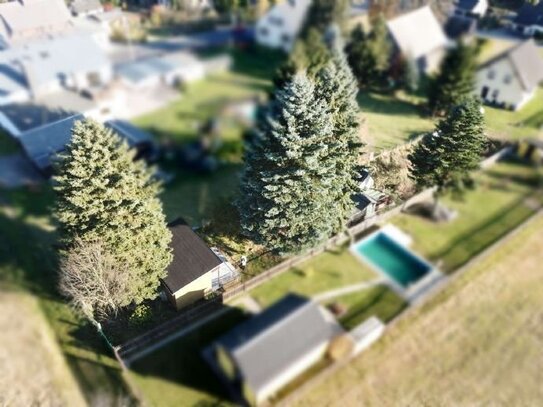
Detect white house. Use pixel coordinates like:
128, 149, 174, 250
207, 294, 343, 405
476, 40, 543, 110
70, 0, 103, 17
453, 0, 488, 19
511, 1, 543, 37
0, 34, 112, 105
255, 0, 311, 52
161, 219, 238, 310
0, 0, 73, 49
387, 6, 449, 74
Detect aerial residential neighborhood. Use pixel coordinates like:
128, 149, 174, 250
1, 0, 543, 406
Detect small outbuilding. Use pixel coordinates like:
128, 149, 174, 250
206, 293, 343, 405
162, 219, 238, 310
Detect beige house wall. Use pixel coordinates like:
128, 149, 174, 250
476, 58, 533, 110
169, 266, 219, 309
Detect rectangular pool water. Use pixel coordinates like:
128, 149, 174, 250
353, 232, 433, 288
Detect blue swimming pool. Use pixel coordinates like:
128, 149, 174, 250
353, 232, 433, 288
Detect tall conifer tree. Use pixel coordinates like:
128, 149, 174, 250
409, 97, 487, 211
428, 41, 479, 116
238, 74, 334, 254
54, 120, 172, 304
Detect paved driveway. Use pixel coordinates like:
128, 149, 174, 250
0, 154, 43, 188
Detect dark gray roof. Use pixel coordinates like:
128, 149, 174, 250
162, 219, 222, 293
15, 114, 154, 172
214, 294, 342, 393
18, 114, 84, 171
106, 120, 153, 145
0, 102, 76, 133
445, 15, 477, 39
456, 0, 480, 12
481, 40, 543, 91
514, 1, 543, 27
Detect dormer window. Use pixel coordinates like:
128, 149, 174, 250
269, 16, 283, 26
503, 74, 512, 84
487, 69, 495, 80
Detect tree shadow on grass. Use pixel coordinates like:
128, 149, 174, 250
429, 195, 534, 273
129, 306, 248, 404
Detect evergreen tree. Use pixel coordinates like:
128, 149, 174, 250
238, 74, 334, 254
54, 120, 172, 305
346, 23, 377, 88
301, 0, 349, 35
367, 14, 392, 77
409, 97, 487, 211
428, 41, 479, 116
316, 30, 362, 232
273, 28, 330, 91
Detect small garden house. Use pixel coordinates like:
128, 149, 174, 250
207, 294, 343, 405
161, 219, 237, 310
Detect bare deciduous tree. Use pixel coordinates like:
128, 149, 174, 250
59, 239, 132, 321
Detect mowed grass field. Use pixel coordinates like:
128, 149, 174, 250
393, 161, 542, 273
295, 212, 543, 406
0, 291, 86, 407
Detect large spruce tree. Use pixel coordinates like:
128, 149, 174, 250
316, 30, 362, 232
428, 41, 479, 116
409, 97, 487, 210
238, 74, 334, 254
54, 120, 172, 305
346, 23, 377, 88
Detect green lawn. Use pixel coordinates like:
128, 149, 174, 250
160, 164, 241, 225
484, 87, 543, 141
392, 161, 541, 273
0, 187, 134, 405
325, 285, 407, 330
133, 49, 282, 147
128, 308, 248, 407
358, 91, 435, 152
249, 246, 376, 308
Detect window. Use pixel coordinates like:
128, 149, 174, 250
487, 69, 495, 80
281, 33, 291, 44
491, 89, 499, 100
503, 74, 512, 84
259, 27, 269, 36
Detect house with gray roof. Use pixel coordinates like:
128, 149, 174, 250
207, 294, 343, 405
14, 114, 155, 174
0, 0, 73, 48
387, 6, 450, 74
476, 39, 543, 110
162, 218, 238, 309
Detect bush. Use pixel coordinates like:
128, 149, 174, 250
129, 304, 153, 327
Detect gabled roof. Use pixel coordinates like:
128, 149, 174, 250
15, 113, 153, 171
480, 40, 543, 91
0, 0, 72, 44
387, 6, 448, 59
445, 15, 477, 39
514, 1, 543, 27
215, 293, 342, 393
18, 114, 84, 170
0, 34, 109, 94
162, 219, 222, 293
